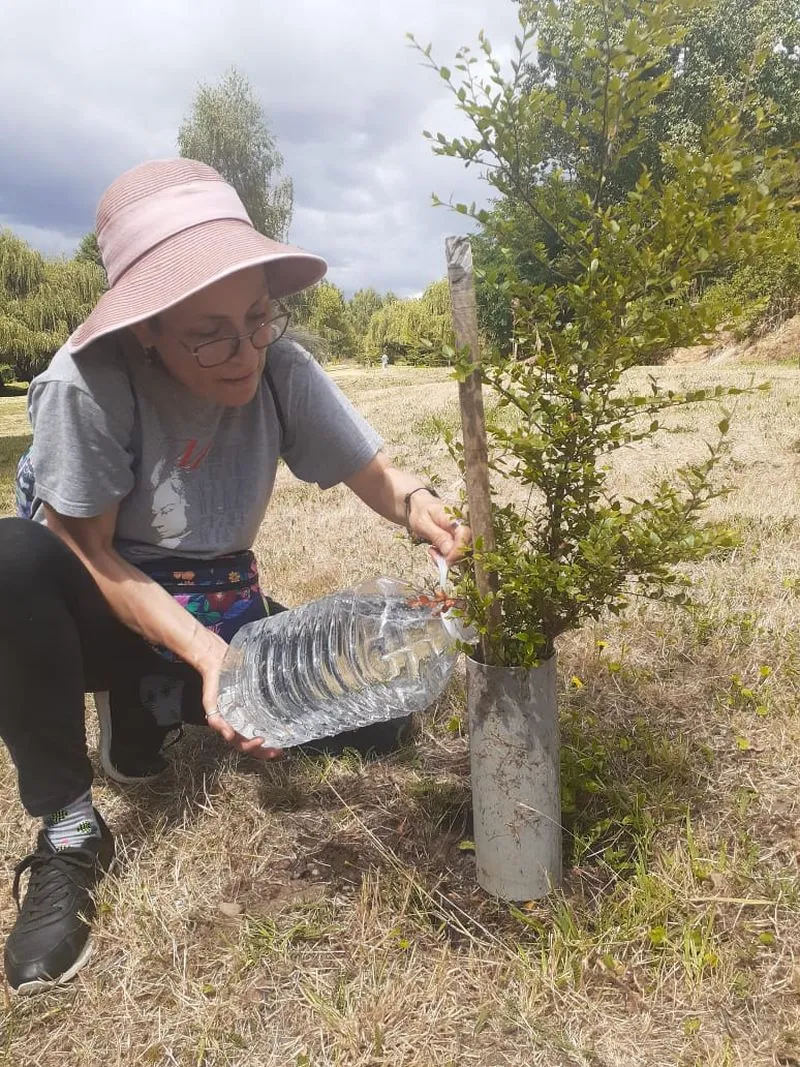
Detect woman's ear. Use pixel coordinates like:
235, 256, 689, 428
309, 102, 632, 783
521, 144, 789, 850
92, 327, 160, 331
128, 315, 163, 349
129, 318, 158, 349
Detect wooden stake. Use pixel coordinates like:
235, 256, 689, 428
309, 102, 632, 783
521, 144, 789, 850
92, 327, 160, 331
446, 236, 500, 660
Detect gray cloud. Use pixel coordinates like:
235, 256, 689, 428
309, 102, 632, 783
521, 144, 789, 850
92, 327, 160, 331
0, 0, 520, 294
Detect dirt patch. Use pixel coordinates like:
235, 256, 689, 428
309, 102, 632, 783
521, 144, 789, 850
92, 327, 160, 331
669, 314, 800, 366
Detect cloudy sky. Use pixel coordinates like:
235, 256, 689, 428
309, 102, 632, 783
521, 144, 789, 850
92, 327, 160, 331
0, 0, 522, 297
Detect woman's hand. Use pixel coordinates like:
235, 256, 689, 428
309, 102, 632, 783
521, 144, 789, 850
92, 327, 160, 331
197, 630, 284, 761
407, 491, 471, 567
344, 453, 472, 567
42, 503, 283, 759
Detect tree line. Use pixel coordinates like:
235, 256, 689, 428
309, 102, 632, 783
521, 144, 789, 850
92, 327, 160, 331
0, 228, 454, 379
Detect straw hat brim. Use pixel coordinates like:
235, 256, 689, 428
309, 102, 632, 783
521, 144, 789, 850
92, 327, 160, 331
69, 219, 327, 353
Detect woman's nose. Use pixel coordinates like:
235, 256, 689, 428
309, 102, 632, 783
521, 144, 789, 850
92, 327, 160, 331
229, 335, 262, 366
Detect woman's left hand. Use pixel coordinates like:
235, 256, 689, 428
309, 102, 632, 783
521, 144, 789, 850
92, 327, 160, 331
408, 491, 471, 567
345, 455, 472, 567
197, 630, 284, 760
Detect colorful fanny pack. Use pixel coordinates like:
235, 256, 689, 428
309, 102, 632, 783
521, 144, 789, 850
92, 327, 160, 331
136, 552, 271, 660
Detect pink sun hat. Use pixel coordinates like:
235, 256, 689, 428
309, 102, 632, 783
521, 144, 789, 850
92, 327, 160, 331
69, 158, 327, 353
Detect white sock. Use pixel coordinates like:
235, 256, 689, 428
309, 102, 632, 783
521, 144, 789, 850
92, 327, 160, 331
42, 790, 100, 851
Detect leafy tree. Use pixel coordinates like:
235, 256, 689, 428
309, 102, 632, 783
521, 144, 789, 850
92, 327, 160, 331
301, 281, 359, 361
75, 232, 104, 270
348, 288, 385, 339
413, 0, 795, 666
178, 67, 293, 242
700, 212, 800, 333
0, 231, 105, 380
522, 0, 800, 187
475, 0, 800, 349
643, 0, 800, 153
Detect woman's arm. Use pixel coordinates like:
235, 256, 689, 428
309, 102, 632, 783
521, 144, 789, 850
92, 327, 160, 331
345, 452, 471, 565
43, 503, 279, 757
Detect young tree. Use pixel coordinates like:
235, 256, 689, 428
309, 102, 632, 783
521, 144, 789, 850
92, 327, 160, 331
413, 0, 795, 667
178, 67, 294, 242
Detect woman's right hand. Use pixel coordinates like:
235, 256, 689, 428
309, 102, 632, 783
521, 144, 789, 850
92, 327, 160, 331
199, 631, 284, 761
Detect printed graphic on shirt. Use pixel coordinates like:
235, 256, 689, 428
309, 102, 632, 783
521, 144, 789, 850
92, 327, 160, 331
149, 437, 213, 548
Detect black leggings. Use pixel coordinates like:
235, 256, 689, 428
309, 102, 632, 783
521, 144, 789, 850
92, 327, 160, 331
0, 518, 408, 817
0, 519, 213, 815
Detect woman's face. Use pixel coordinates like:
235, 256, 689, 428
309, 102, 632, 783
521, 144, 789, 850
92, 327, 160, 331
132, 266, 272, 406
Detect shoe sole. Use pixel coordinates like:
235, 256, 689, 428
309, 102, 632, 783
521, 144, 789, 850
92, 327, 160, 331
11, 939, 94, 996
95, 692, 167, 785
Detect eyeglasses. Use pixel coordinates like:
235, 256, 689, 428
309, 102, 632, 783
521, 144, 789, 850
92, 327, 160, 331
180, 302, 291, 368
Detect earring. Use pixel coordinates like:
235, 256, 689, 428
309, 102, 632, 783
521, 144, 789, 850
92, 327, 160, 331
144, 346, 158, 363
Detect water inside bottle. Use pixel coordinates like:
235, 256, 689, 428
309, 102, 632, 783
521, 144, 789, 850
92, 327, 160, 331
216, 579, 461, 747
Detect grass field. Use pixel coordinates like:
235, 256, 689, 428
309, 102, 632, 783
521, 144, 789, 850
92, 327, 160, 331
1, 364, 800, 1066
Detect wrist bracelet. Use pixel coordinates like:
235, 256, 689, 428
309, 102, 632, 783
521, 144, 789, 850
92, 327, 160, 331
404, 485, 439, 533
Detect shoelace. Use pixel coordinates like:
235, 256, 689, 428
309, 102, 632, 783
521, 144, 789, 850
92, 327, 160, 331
12, 848, 96, 922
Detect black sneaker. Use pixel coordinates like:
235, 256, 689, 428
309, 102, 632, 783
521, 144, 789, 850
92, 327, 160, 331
96, 689, 179, 784
4, 810, 115, 994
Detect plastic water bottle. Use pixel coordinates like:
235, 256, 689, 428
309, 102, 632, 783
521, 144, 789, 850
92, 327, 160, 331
216, 575, 470, 748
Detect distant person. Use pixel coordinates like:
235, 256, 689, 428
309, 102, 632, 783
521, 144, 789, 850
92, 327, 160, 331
0, 159, 470, 995
381, 351, 389, 372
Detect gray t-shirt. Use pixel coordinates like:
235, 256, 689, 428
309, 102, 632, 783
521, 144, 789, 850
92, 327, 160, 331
27, 333, 383, 563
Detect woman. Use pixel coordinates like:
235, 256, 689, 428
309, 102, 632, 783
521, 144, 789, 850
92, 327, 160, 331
0, 159, 469, 995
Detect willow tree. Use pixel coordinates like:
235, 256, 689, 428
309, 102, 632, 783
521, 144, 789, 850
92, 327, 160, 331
348, 288, 386, 340
303, 281, 359, 361
363, 280, 455, 365
0, 231, 105, 380
75, 231, 106, 279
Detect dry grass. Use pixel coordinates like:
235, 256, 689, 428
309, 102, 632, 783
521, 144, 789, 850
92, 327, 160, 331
2, 364, 800, 1065
670, 314, 800, 368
